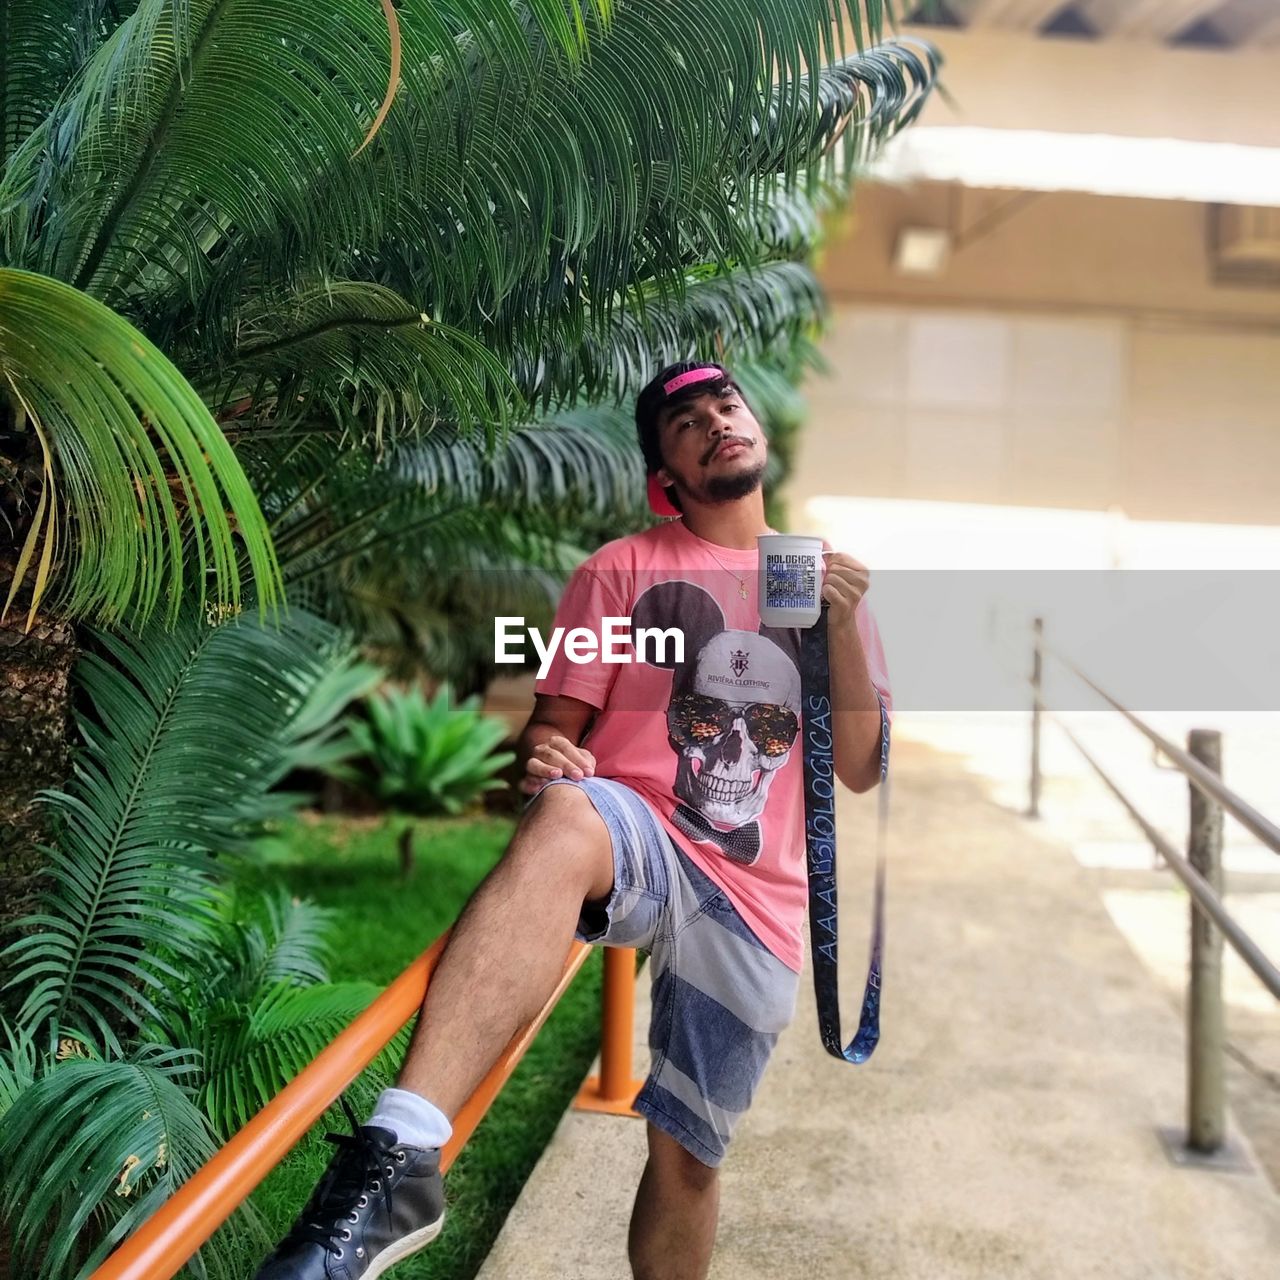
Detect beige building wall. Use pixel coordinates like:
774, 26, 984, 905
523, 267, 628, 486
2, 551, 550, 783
794, 185, 1280, 526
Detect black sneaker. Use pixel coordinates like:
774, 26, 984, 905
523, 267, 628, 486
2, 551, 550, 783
254, 1100, 446, 1279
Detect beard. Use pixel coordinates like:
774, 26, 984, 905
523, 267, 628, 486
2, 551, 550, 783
702, 458, 767, 503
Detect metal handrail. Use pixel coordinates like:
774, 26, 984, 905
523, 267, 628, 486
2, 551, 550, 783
1039, 634, 1280, 857
1035, 705, 1280, 1000
89, 930, 638, 1280
1029, 627, 1280, 1000
1028, 614, 1279, 1159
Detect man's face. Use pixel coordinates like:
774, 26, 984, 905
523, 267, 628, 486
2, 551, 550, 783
654, 384, 768, 506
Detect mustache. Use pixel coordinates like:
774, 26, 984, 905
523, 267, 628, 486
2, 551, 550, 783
701, 435, 754, 465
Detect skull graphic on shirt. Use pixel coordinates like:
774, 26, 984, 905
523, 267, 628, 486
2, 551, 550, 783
668, 629, 801, 827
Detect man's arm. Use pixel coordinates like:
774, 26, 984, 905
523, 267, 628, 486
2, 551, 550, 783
516, 693, 599, 796
820, 552, 889, 795
827, 612, 885, 794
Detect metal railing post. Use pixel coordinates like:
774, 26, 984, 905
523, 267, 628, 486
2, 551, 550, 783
574, 947, 645, 1116
1186, 728, 1225, 1154
1028, 615, 1043, 818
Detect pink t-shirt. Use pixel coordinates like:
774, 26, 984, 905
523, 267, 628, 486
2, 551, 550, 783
534, 518, 893, 973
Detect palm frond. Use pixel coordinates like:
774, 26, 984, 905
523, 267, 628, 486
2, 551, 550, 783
745, 36, 939, 177
0, 1018, 38, 1119
2, 2, 938, 463
237, 431, 593, 595
513, 259, 828, 407
361, 5, 927, 347
222, 629, 391, 829
1, 601, 339, 1053
254, 337, 813, 532
199, 885, 336, 1004
272, 646, 386, 783
0, 0, 604, 305
389, 405, 647, 520
227, 350, 815, 678
251, 894, 335, 991
287, 504, 580, 627
214, 279, 522, 447
115, 4, 936, 399
0, 1, 116, 164
301, 509, 584, 684
199, 981, 379, 1137
0, 1043, 242, 1280
0, 267, 282, 629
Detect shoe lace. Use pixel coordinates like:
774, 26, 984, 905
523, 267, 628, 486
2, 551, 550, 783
281, 1096, 399, 1257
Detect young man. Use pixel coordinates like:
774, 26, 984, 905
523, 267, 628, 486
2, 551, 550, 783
255, 361, 893, 1280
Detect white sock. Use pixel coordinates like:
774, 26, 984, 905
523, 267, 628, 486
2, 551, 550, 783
367, 1086, 453, 1150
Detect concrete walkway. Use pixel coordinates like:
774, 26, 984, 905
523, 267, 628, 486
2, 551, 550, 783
476, 724, 1280, 1280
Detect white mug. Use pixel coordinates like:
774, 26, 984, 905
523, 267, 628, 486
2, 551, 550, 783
757, 534, 825, 629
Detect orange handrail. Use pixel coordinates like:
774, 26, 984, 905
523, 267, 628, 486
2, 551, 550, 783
89, 932, 602, 1280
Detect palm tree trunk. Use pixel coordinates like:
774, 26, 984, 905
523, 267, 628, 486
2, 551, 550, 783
0, 614, 76, 954
1, 391, 77, 962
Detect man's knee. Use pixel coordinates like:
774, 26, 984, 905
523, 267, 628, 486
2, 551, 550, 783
520, 779, 602, 840
646, 1124, 719, 1193
514, 782, 614, 900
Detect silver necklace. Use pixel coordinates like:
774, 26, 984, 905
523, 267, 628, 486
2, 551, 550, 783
702, 542, 751, 600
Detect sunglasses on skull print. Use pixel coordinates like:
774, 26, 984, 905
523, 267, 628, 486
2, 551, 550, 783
667, 693, 800, 758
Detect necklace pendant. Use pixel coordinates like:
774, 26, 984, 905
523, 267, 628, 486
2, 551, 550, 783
738, 579, 749, 600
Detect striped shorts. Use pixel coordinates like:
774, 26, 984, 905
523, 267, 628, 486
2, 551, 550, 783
536, 776, 800, 1167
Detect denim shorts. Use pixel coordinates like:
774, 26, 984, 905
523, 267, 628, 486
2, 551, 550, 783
534, 776, 800, 1167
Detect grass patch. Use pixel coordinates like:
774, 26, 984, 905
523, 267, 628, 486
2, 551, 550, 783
208, 810, 606, 1280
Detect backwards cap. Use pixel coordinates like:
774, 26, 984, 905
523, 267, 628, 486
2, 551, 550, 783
635, 361, 739, 516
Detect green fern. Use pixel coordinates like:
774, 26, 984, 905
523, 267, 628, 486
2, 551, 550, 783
0, 1020, 37, 1120
1, 603, 340, 1053
0, 1043, 252, 1280
194, 886, 336, 1003
0, 599, 402, 1277
0, 861, 387, 1279
198, 981, 382, 1139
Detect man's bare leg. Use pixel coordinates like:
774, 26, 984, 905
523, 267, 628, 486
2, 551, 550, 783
628, 1124, 720, 1280
395, 783, 614, 1117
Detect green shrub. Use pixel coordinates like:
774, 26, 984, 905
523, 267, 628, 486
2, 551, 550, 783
0, 602, 384, 1279
337, 684, 516, 816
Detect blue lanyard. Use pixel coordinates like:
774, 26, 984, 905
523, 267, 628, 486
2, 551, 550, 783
798, 604, 891, 1064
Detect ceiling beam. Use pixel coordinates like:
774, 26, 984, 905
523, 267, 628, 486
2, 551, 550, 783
1076, 0, 1230, 40
1209, 0, 1280, 46
961, 0, 1072, 29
